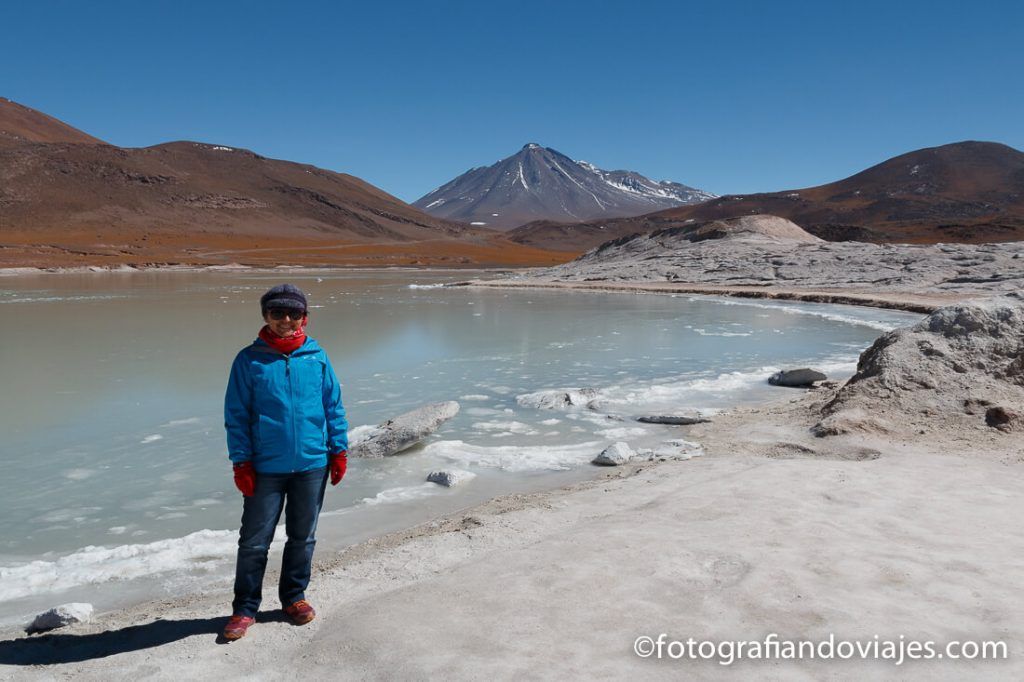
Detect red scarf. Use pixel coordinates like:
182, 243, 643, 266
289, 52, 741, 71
258, 322, 307, 354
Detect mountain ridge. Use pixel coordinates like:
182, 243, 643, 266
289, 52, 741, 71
413, 143, 714, 230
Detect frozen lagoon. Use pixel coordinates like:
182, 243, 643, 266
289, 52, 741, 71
0, 268, 921, 625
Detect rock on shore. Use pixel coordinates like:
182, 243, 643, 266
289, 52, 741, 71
814, 296, 1024, 437
592, 442, 636, 466
427, 470, 476, 487
769, 368, 827, 387
636, 413, 711, 425
349, 402, 460, 458
26, 603, 93, 634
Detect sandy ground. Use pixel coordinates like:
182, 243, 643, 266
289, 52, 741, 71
1, 386, 1021, 680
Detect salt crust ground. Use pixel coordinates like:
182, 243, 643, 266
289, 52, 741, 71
2, 273, 1022, 678
2, 393, 1021, 679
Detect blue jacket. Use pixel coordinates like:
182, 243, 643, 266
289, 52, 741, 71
224, 336, 349, 474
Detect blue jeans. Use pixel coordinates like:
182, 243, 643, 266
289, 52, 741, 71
232, 465, 329, 617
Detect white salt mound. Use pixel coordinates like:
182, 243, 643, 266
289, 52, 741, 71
676, 214, 824, 243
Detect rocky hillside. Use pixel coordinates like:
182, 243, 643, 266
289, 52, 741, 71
0, 100, 564, 268
0, 97, 106, 145
506, 141, 1024, 252
414, 143, 714, 230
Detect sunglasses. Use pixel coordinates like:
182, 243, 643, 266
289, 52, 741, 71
268, 308, 306, 321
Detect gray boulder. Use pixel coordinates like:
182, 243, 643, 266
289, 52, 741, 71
769, 368, 827, 387
637, 413, 711, 425
814, 299, 1024, 438
27, 603, 93, 634
427, 469, 477, 487
592, 441, 635, 466
349, 401, 460, 458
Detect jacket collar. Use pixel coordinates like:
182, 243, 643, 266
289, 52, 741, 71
252, 336, 319, 356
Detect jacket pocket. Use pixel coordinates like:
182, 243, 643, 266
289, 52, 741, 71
296, 357, 324, 401
257, 413, 287, 459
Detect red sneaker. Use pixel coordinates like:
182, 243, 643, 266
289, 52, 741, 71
284, 599, 316, 625
223, 614, 256, 640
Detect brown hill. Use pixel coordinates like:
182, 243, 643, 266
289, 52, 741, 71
0, 97, 107, 145
507, 141, 1024, 252
0, 100, 565, 268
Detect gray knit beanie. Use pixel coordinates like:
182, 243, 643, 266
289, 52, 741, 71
260, 283, 308, 314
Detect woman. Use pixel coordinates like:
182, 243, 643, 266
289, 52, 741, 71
222, 283, 349, 640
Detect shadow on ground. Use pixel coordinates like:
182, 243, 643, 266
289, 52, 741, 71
0, 612, 291, 665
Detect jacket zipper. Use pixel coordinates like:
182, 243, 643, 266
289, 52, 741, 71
285, 354, 298, 472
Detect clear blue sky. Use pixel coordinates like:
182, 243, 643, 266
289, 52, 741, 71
3, 0, 1021, 202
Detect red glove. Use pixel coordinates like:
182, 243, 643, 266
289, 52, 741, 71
330, 451, 347, 486
233, 462, 255, 497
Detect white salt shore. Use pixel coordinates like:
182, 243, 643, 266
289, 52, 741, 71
1, 393, 1021, 679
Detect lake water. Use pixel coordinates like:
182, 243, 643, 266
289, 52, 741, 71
0, 268, 922, 625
